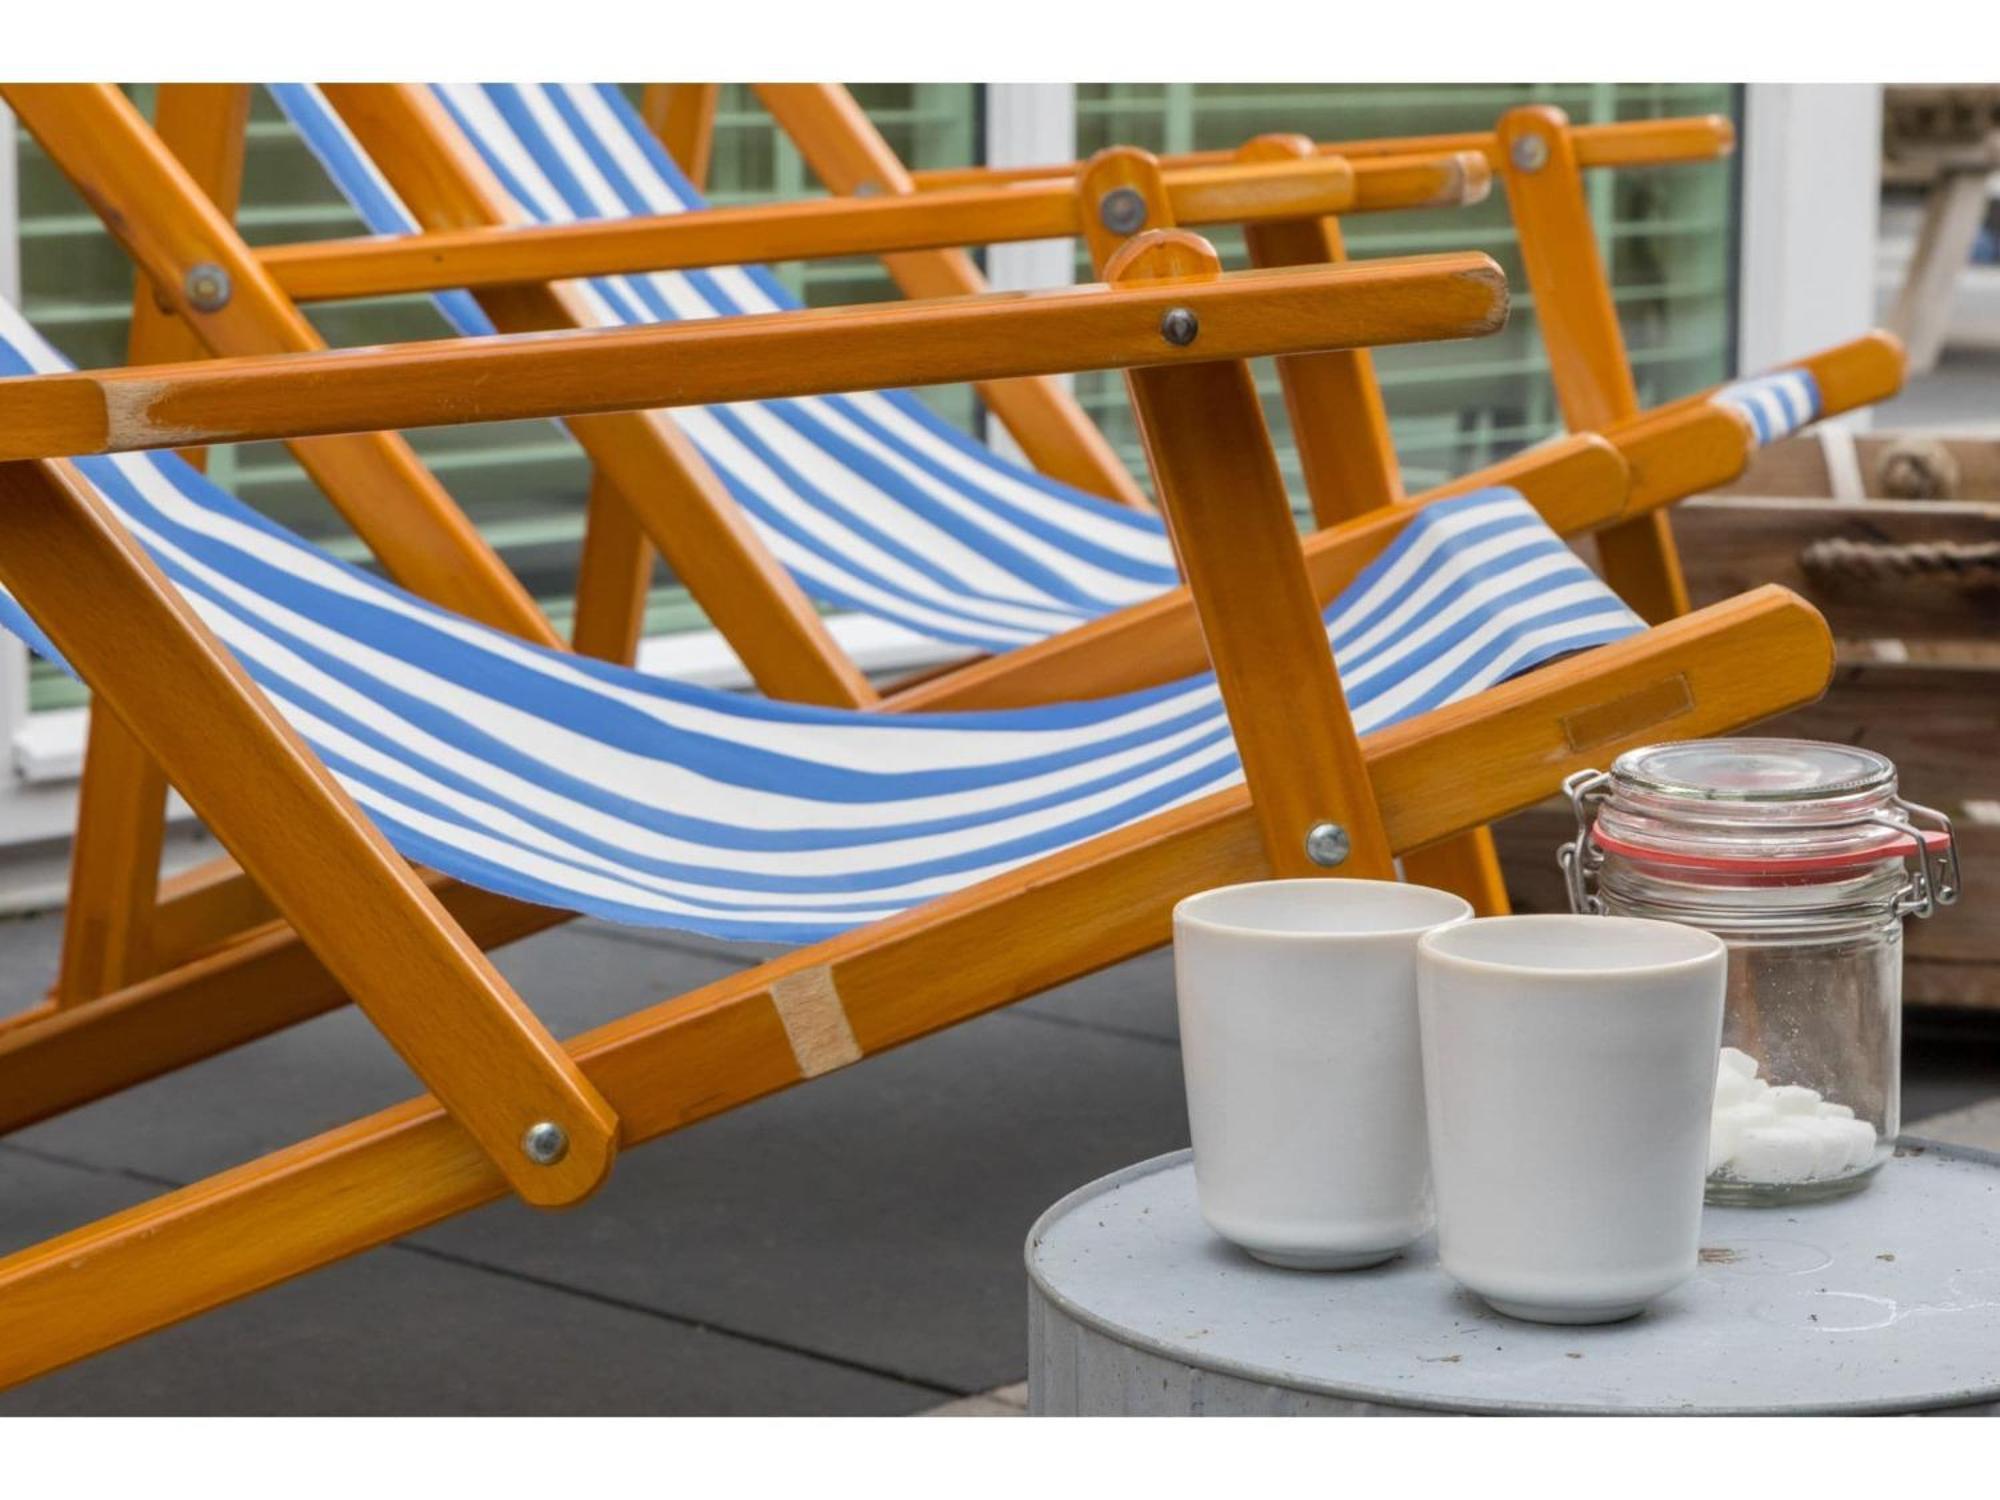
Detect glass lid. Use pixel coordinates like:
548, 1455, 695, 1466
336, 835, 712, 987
1610, 739, 1896, 805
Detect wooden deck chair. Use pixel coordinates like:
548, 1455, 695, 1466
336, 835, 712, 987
0, 238, 1835, 1386
3, 80, 1664, 974
875, 94, 1909, 625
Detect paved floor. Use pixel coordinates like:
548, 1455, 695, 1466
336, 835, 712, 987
2, 902, 1996, 1415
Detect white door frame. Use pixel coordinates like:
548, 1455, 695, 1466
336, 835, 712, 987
1738, 83, 1883, 407
979, 84, 1077, 459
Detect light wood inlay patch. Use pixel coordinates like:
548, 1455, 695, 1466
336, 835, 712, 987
769, 967, 862, 1078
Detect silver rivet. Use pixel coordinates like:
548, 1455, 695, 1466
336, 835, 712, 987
1304, 821, 1351, 868
1509, 134, 1549, 173
183, 262, 232, 312
853, 180, 882, 198
1160, 307, 1199, 347
1098, 186, 1148, 236
521, 1121, 569, 1166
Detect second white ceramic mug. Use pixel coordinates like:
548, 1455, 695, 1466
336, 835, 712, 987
1174, 878, 1472, 1270
1417, 914, 1728, 1324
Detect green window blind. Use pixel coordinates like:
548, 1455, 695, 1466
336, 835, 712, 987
1074, 83, 1742, 501
12, 84, 977, 711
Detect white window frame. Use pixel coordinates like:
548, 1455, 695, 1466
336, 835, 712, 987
1738, 84, 1883, 401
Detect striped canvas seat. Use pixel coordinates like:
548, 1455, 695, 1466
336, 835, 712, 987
273, 82, 1180, 655
0, 302, 1643, 943
1714, 369, 1823, 447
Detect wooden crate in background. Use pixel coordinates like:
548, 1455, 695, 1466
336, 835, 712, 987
1498, 430, 2000, 1011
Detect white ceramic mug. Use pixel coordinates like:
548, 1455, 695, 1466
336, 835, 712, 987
1417, 914, 1728, 1324
1173, 878, 1472, 1270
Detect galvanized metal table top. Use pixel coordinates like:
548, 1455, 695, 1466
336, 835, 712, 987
1025, 1142, 2000, 1415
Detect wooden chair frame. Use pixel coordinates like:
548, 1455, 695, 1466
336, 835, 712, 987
0, 80, 1694, 1011
0, 239, 1836, 1386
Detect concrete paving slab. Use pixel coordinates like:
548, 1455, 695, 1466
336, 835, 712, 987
0, 1143, 938, 1415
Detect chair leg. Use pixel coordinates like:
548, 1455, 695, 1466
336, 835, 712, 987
639, 84, 721, 188
1497, 105, 1692, 626
0, 583, 1836, 1390
570, 471, 656, 664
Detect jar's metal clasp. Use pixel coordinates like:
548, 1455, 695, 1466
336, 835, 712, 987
1874, 796, 1961, 919
1557, 768, 1613, 915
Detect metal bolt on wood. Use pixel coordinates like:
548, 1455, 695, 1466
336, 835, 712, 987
1098, 186, 1148, 236
182, 262, 232, 312
1159, 307, 1200, 347
521, 1120, 569, 1165
1304, 821, 1351, 867
1510, 134, 1550, 173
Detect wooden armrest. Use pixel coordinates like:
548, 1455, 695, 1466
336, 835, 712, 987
257, 151, 1485, 303
904, 115, 1737, 191
0, 248, 1507, 459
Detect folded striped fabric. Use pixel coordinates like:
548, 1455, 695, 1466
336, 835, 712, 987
0, 299, 1643, 942
1714, 369, 1823, 447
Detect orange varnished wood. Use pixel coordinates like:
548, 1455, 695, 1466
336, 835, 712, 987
754, 82, 1148, 508
0, 255, 1511, 460
259, 155, 1371, 302
0, 459, 619, 1208
1496, 105, 1688, 625
906, 115, 1738, 191
0, 84, 560, 648
1112, 231, 1394, 878
639, 85, 720, 187
0, 582, 1835, 1389
1236, 133, 1405, 526
568, 471, 655, 663
55, 84, 252, 1008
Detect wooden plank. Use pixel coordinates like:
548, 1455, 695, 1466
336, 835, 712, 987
0, 458, 618, 1209
259, 155, 1371, 301
0, 583, 1836, 1389
0, 253, 1511, 460
54, 84, 253, 1008
639, 84, 720, 187
905, 115, 1736, 190
1112, 230, 1392, 878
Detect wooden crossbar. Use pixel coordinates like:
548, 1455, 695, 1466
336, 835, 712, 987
904, 114, 1738, 190
0, 252, 1508, 460
256, 151, 1482, 302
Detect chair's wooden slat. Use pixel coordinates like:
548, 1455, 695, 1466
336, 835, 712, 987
754, 82, 1151, 509
1235, 133, 1406, 527
258, 155, 1371, 301
1495, 104, 1692, 626
55, 84, 254, 1008
0, 583, 1836, 1390
1111, 230, 1395, 878
0, 459, 620, 1209
0, 84, 562, 649
639, 84, 721, 188
905, 114, 1738, 191
0, 254, 1510, 460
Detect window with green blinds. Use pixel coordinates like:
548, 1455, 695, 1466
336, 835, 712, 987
1074, 83, 1742, 500
12, 84, 978, 710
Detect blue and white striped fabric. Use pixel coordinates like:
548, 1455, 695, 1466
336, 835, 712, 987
270, 82, 1182, 655
0, 301, 1645, 943
1713, 369, 1822, 448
